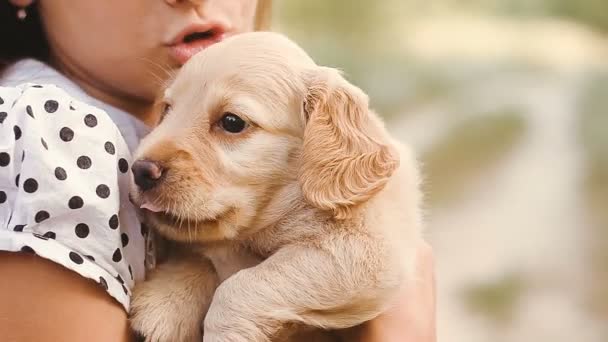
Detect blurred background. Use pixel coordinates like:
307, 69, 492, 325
273, 1, 607, 341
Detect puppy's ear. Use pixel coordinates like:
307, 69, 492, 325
298, 67, 399, 219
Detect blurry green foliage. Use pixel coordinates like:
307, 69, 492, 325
539, 0, 608, 32
579, 72, 608, 316
422, 110, 526, 206
274, 1, 414, 117
462, 273, 526, 325
435, 0, 608, 32
274, 0, 608, 120
580, 75, 608, 166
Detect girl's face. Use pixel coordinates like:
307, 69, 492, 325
35, 0, 259, 119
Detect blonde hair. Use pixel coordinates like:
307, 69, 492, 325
254, 0, 273, 30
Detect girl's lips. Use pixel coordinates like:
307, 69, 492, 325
168, 33, 225, 65
167, 23, 228, 65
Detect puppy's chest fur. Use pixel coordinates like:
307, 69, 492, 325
198, 244, 262, 283
197, 206, 344, 283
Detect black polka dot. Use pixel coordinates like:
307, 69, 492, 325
44, 100, 59, 113
14, 125, 21, 140
112, 248, 122, 262
15, 174, 20, 187
86, 255, 95, 261
59, 127, 74, 142
0, 152, 10, 167
122, 284, 128, 295
69, 251, 84, 264
33, 233, 48, 240
23, 178, 38, 193
0, 96, 3, 104
0, 111, 7, 123
54, 167, 67, 180
96, 184, 110, 199
128, 265, 133, 279
32, 85, 43, 88
140, 223, 148, 236
116, 274, 124, 284
109, 214, 119, 229
43, 231, 56, 239
77, 156, 92, 169
21, 150, 25, 161
118, 158, 128, 173
0, 191, 6, 203
99, 277, 108, 290
35, 210, 50, 223
40, 137, 48, 150
68, 196, 84, 209
21, 246, 35, 254
84, 114, 98, 127
75, 223, 89, 238
104, 141, 115, 155
121, 233, 129, 247
13, 224, 25, 232
26, 105, 35, 118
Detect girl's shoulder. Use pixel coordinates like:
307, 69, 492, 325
1, 59, 85, 98
1, 82, 107, 115
1, 59, 150, 151
0, 82, 146, 311
0, 82, 126, 147
1, 82, 100, 113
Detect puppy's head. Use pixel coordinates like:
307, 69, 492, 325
130, 32, 398, 242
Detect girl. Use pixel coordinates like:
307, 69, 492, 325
0, 1, 434, 341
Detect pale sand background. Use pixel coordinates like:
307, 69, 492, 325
276, 2, 608, 341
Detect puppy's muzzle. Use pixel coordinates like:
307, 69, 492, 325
132, 160, 164, 191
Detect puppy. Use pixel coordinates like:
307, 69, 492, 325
129, 31, 423, 342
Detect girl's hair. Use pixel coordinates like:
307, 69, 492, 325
0, 2, 49, 72
255, 0, 273, 31
0, 0, 273, 74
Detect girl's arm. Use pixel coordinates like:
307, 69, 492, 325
0, 252, 134, 342
0, 84, 145, 341
339, 241, 437, 342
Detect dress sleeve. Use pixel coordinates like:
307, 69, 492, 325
0, 84, 145, 311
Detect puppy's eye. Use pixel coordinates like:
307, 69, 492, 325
219, 112, 247, 133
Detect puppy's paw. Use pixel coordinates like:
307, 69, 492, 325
130, 283, 203, 342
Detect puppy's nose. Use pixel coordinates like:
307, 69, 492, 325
132, 160, 163, 191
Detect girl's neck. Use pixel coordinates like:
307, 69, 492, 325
50, 54, 157, 126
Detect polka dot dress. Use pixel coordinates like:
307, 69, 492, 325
0, 84, 145, 310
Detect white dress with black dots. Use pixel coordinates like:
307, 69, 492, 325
0, 60, 149, 311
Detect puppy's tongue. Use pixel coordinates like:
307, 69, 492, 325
140, 202, 163, 213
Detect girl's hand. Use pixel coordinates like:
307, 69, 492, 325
339, 241, 437, 342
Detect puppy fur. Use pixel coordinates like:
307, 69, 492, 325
129, 32, 423, 342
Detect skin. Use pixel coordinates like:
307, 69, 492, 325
3, 0, 436, 341
0, 252, 134, 342
14, 0, 258, 124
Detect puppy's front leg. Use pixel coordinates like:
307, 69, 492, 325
131, 253, 219, 342
204, 242, 394, 342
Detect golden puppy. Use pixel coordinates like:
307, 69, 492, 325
129, 31, 423, 342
